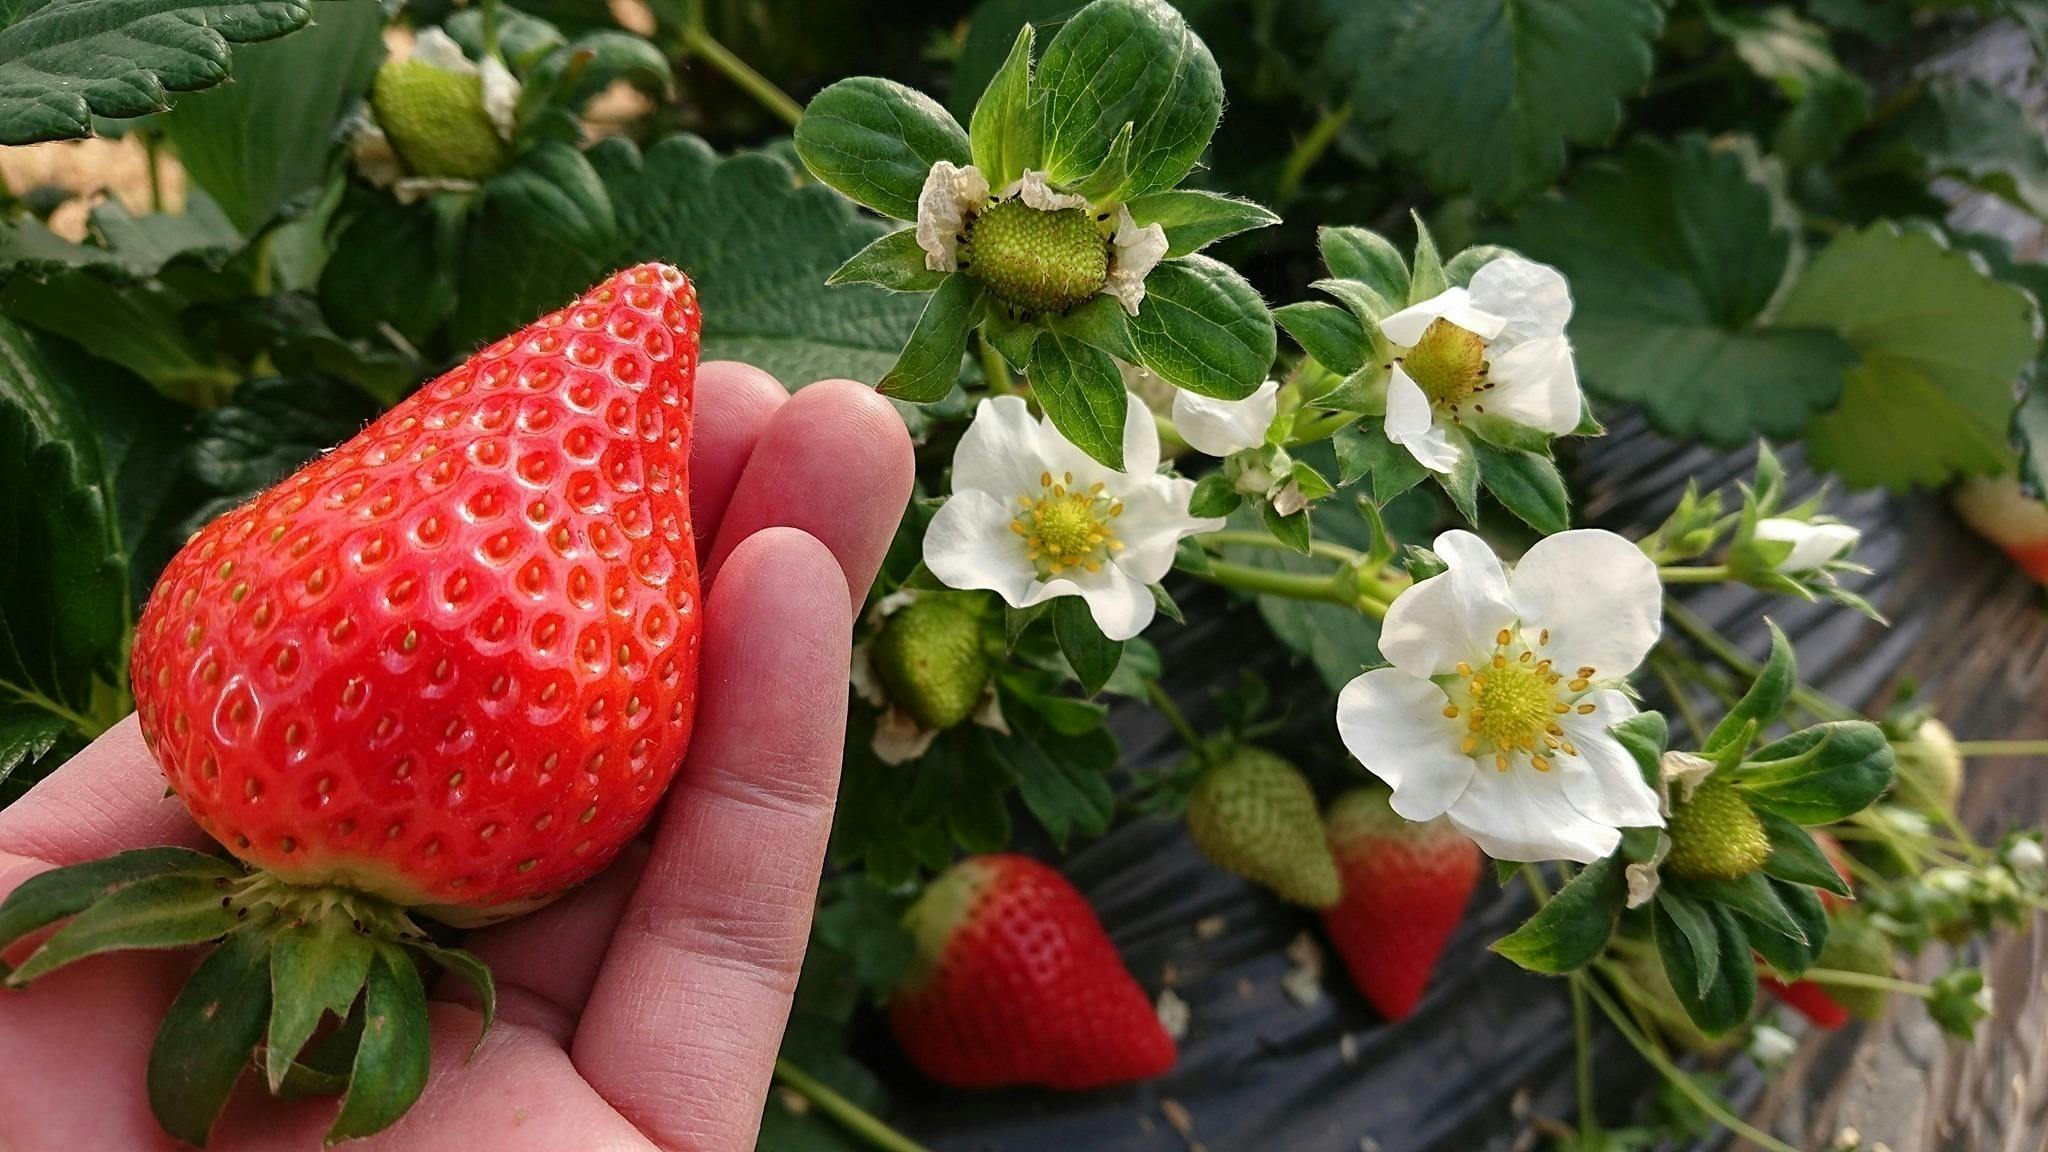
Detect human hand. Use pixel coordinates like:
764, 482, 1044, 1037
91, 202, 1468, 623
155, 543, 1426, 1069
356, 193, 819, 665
0, 363, 914, 1151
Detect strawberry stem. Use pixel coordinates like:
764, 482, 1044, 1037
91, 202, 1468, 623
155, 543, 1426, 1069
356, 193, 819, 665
679, 22, 803, 128
1656, 564, 1731, 584
772, 1057, 932, 1152
1144, 678, 1212, 765
1797, 966, 1934, 1000
1569, 975, 1599, 1141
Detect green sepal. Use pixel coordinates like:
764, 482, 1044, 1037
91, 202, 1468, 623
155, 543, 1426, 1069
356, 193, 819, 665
1490, 855, 1625, 974
416, 942, 496, 1059
1319, 226, 1409, 304
0, 847, 234, 974
982, 307, 1041, 368
1274, 300, 1368, 376
1734, 720, 1895, 824
1474, 440, 1570, 534
1442, 443, 1481, 524
1333, 421, 1430, 505
1653, 886, 1721, 998
828, 229, 947, 293
148, 927, 276, 1148
327, 943, 434, 1144
1052, 597, 1123, 697
968, 24, 1041, 189
265, 913, 376, 1094
274, 1003, 366, 1099
1063, 121, 1135, 203
1444, 244, 1517, 287
1028, 330, 1128, 469
1313, 276, 1397, 328
1188, 473, 1242, 518
1128, 255, 1274, 401
1682, 871, 1812, 959
794, 76, 970, 222
1755, 808, 1852, 899
879, 272, 982, 403
1654, 890, 1756, 1034
1045, 293, 1140, 362
1126, 189, 1279, 258
1703, 619, 1794, 758
1406, 211, 1448, 305
7, 868, 244, 985
1750, 878, 1828, 979
1609, 710, 1669, 786
1262, 501, 1312, 554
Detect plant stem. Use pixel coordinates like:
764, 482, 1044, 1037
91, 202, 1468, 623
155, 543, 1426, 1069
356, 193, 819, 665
480, 0, 501, 58
1952, 739, 2048, 758
1578, 976, 1803, 1152
1657, 564, 1731, 585
1145, 678, 1212, 763
1285, 409, 1359, 446
1571, 975, 1600, 1142
1192, 558, 1357, 606
1274, 102, 1352, 202
681, 23, 804, 127
978, 333, 1014, 396
1662, 599, 1853, 723
773, 1058, 932, 1152
1200, 530, 1364, 566
1797, 967, 1932, 999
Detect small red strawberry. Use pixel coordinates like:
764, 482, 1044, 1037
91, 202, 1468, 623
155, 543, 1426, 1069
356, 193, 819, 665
889, 854, 1175, 1090
1952, 473, 2048, 584
1761, 974, 1851, 1030
1320, 787, 1481, 1020
0, 264, 703, 1145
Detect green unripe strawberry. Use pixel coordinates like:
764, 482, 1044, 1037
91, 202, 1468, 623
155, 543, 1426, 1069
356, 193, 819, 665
872, 593, 994, 730
1665, 776, 1770, 881
372, 58, 508, 182
1186, 748, 1340, 908
1891, 718, 1963, 813
1814, 914, 1893, 1019
964, 200, 1108, 314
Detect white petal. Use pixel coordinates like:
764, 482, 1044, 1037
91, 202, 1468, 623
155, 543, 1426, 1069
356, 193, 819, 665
1448, 762, 1622, 864
1172, 380, 1279, 457
923, 489, 1037, 606
1379, 529, 1517, 678
411, 28, 480, 75
1335, 668, 1479, 821
1106, 207, 1169, 316
346, 113, 404, 189
1467, 257, 1573, 347
873, 708, 938, 764
1556, 692, 1664, 829
1481, 336, 1581, 435
1112, 478, 1220, 584
479, 55, 521, 139
1385, 365, 1461, 474
1379, 286, 1507, 348
1070, 567, 1156, 641
1271, 480, 1307, 517
1509, 529, 1662, 678
915, 161, 989, 272
1755, 517, 1860, 572
949, 396, 1046, 499
1000, 169, 1087, 211
1119, 391, 1162, 477
848, 643, 886, 706
392, 176, 478, 204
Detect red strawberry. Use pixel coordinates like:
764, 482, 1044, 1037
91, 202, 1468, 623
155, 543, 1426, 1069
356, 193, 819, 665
889, 854, 1175, 1090
1952, 473, 2048, 583
1320, 788, 1481, 1020
1762, 975, 1851, 1029
1, 264, 703, 1145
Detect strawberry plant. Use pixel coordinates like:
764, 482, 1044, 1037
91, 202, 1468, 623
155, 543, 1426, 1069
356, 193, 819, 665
0, 0, 2046, 1150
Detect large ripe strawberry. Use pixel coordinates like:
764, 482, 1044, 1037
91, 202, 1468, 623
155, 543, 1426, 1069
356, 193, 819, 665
1185, 746, 1341, 908
0, 264, 703, 1146
1320, 787, 1481, 1020
889, 854, 1175, 1090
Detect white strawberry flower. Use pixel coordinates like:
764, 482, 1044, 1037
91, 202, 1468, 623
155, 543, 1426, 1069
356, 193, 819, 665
924, 395, 1222, 641
1335, 529, 1665, 863
1172, 379, 1280, 457
1754, 516, 1860, 573
1380, 257, 1582, 473
911, 162, 1168, 313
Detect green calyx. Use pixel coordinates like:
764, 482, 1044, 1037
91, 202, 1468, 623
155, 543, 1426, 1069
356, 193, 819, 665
1186, 747, 1341, 908
871, 593, 996, 730
963, 199, 1109, 314
1664, 776, 1770, 881
0, 846, 494, 1146
371, 58, 508, 182
1400, 317, 1488, 407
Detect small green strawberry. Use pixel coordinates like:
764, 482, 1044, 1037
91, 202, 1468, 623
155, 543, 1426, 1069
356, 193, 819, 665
1664, 776, 1770, 881
1891, 717, 1963, 813
1186, 747, 1340, 908
1813, 913, 1893, 1020
372, 56, 508, 182
964, 199, 1109, 314
871, 593, 995, 730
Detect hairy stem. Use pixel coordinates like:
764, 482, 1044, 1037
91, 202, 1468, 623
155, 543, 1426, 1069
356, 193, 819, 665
1798, 967, 1932, 999
680, 23, 804, 127
1951, 739, 2048, 758
1661, 599, 1852, 723
1192, 558, 1359, 607
1145, 679, 1213, 763
1275, 102, 1352, 202
1657, 564, 1732, 585
772, 1058, 932, 1152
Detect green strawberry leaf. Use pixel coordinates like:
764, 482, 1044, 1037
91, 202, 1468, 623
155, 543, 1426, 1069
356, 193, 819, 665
878, 273, 982, 403
1317, 0, 1665, 207
593, 134, 929, 389
7, 869, 244, 985
0, 194, 241, 285
158, 0, 386, 234
265, 914, 375, 1093
1274, 301, 1367, 376
1504, 135, 1859, 446
1318, 226, 1409, 304
1889, 78, 2048, 222
148, 928, 275, 1147
986, 706, 1116, 847
1490, 854, 1625, 974
1125, 190, 1280, 259
1128, 255, 1274, 401
327, 942, 433, 1143
186, 376, 382, 532
0, 847, 231, 967
1755, 808, 1851, 898
828, 228, 948, 293
1704, 619, 1794, 758
1027, 329, 1127, 469
1780, 223, 2042, 490
969, 25, 1041, 190
452, 140, 618, 347
1710, 6, 1845, 99
1734, 720, 1895, 824
321, 193, 465, 345
0, 0, 315, 144
1033, 0, 1222, 198
523, 30, 672, 113
1474, 441, 1570, 534
795, 77, 971, 222
0, 704, 65, 789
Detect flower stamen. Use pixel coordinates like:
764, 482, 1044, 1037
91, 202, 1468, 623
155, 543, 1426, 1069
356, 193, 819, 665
1015, 473, 1121, 580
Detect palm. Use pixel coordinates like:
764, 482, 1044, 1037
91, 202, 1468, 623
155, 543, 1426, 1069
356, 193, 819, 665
0, 364, 913, 1151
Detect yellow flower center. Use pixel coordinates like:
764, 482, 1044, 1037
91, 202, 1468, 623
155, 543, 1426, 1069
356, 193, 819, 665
1401, 317, 1489, 408
1441, 628, 1603, 773
1011, 471, 1123, 578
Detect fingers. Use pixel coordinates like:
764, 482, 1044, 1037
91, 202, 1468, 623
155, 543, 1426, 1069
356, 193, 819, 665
705, 378, 915, 607
688, 361, 788, 561
0, 715, 207, 867
573, 529, 853, 1151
